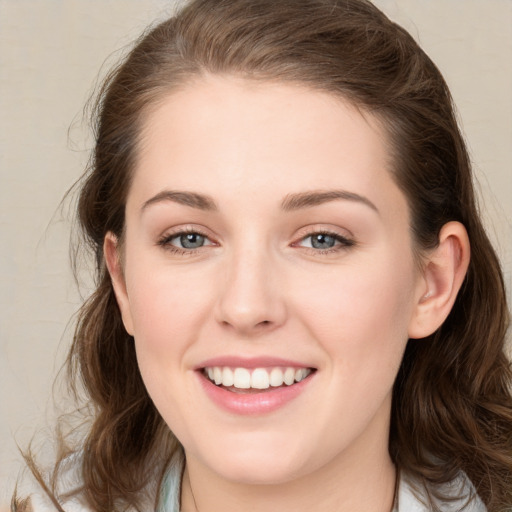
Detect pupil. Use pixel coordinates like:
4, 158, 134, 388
312, 233, 335, 249
181, 233, 204, 248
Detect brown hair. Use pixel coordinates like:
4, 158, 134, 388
17, 0, 512, 511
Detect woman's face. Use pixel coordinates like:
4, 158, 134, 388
111, 76, 427, 485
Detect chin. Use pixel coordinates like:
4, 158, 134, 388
212, 456, 308, 485
192, 434, 315, 485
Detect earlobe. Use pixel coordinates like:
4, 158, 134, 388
408, 221, 470, 339
104, 232, 135, 336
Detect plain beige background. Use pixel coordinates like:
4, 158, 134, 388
1, 0, 511, 507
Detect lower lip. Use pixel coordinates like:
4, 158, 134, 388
197, 371, 315, 415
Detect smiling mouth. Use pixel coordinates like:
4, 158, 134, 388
202, 366, 315, 393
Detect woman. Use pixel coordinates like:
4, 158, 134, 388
14, 0, 512, 511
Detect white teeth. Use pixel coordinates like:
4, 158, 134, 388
233, 368, 251, 389
222, 367, 234, 387
213, 367, 222, 385
204, 366, 312, 390
251, 368, 270, 389
270, 367, 284, 387
283, 367, 295, 385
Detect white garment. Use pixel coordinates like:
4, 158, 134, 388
396, 474, 486, 512
17, 452, 487, 512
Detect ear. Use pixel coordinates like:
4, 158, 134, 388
104, 232, 134, 336
408, 221, 470, 339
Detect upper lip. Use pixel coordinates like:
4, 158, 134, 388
195, 356, 316, 370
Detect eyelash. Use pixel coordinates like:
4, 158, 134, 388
294, 230, 355, 255
156, 229, 355, 256
157, 228, 213, 256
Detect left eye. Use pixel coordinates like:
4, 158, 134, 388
298, 232, 352, 250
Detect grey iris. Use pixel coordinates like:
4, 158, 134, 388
181, 233, 205, 248
311, 233, 336, 249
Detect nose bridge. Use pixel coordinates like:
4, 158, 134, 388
216, 239, 286, 334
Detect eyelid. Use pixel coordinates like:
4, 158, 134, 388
291, 226, 356, 253
155, 224, 355, 256
156, 225, 218, 253
292, 224, 354, 242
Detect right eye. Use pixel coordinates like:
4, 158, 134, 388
157, 229, 215, 253
172, 232, 207, 249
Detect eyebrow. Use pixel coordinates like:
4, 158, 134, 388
141, 188, 378, 214
141, 190, 218, 212
281, 189, 379, 214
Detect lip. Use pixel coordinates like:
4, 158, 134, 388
195, 361, 316, 415
195, 356, 313, 370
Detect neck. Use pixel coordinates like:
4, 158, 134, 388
180, 433, 397, 512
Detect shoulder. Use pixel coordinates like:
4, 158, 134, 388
13, 454, 92, 512
14, 451, 164, 512
397, 472, 487, 512
11, 492, 89, 512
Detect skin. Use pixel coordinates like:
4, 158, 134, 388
105, 76, 470, 512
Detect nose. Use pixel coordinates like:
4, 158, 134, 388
215, 246, 287, 336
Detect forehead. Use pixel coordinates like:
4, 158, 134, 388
131, 75, 402, 216
139, 75, 385, 156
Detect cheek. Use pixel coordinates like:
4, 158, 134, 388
290, 258, 417, 366
124, 263, 215, 423
125, 260, 214, 354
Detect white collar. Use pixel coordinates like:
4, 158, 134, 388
396, 473, 487, 512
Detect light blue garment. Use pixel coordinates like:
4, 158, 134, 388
157, 454, 487, 512
158, 450, 184, 512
